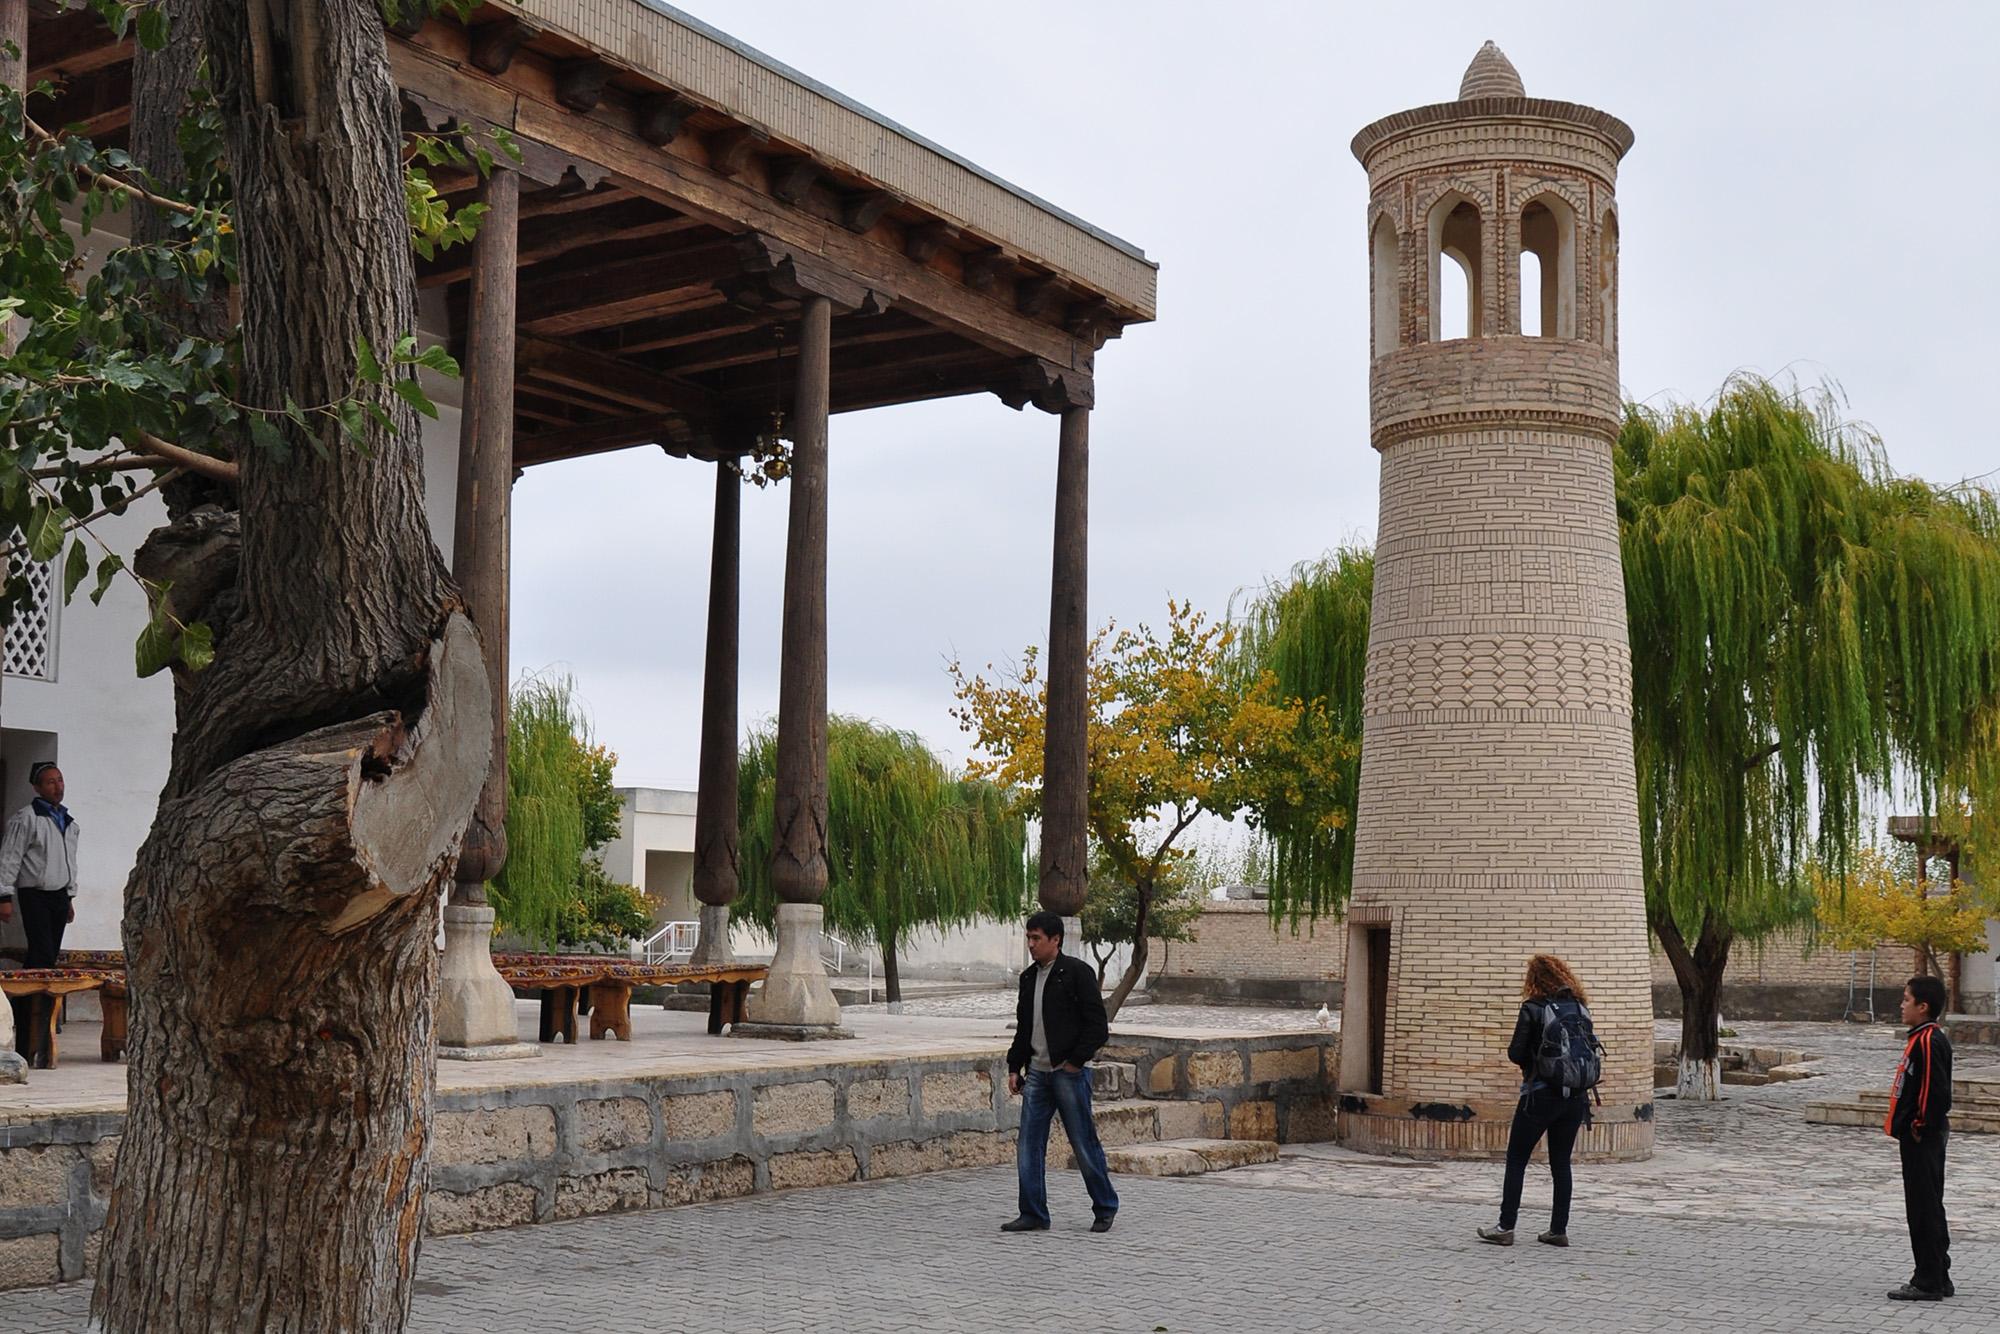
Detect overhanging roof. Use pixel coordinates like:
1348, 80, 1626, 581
510, 0, 1157, 320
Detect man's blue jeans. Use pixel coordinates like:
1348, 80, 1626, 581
1017, 1066, 1119, 1225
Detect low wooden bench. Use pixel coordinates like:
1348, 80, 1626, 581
491, 954, 769, 1042
1, 969, 107, 1069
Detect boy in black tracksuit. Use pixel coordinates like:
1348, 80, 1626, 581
1886, 973, 1953, 1301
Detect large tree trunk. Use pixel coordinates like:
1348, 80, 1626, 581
92, 5, 488, 1331
881, 924, 901, 1005
1654, 908, 1732, 1101
1103, 883, 1152, 1020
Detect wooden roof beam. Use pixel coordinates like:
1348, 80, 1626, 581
842, 189, 899, 235
470, 18, 536, 76
27, 8, 129, 81
515, 236, 747, 335
515, 412, 712, 468
386, 37, 1096, 368
517, 334, 722, 418
420, 202, 705, 289
553, 58, 613, 113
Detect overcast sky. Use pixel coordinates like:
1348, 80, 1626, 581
509, 1, 2000, 792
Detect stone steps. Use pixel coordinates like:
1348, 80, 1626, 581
1805, 1099, 2000, 1134
1103, 1138, 1278, 1177
1806, 1069, 2000, 1135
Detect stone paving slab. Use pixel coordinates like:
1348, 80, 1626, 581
6, 1165, 1995, 1332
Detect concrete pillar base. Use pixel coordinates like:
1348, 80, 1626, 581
437, 902, 539, 1059
741, 902, 844, 1033
690, 901, 733, 967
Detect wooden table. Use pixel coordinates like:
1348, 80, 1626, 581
1, 970, 107, 1069
492, 955, 770, 1042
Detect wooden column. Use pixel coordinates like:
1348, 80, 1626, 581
438, 169, 532, 1056
1039, 404, 1090, 916
740, 294, 842, 1032
451, 168, 520, 900
690, 459, 741, 967
768, 294, 832, 905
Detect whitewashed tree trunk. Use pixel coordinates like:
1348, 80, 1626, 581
1676, 1055, 1721, 1101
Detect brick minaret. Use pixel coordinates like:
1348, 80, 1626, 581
1336, 42, 1654, 1160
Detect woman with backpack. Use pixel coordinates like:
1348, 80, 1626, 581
1477, 953, 1601, 1249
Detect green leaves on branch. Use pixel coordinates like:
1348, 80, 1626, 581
132, 581, 210, 678
404, 124, 520, 260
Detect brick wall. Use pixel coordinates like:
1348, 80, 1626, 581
1149, 902, 1344, 1004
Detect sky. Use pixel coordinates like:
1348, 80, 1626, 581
508, 0, 2000, 794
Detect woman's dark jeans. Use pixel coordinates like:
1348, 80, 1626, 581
1498, 1084, 1588, 1233
1017, 1066, 1119, 1225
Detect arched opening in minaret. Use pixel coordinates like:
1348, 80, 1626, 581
1519, 250, 1543, 336
1427, 195, 1483, 341
1371, 215, 1400, 357
1598, 210, 1619, 350
1519, 195, 1576, 339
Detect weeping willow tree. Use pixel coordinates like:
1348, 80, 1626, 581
1621, 377, 2000, 1097
492, 675, 590, 947
1241, 378, 2000, 1101
736, 716, 1030, 1001
1231, 546, 1374, 923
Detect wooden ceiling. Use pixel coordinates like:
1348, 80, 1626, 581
23, 2, 1148, 469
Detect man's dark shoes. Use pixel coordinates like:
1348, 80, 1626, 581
1887, 1283, 1943, 1302
1091, 1216, 1115, 1233
999, 1216, 1048, 1233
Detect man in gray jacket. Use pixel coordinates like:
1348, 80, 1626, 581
0, 762, 80, 968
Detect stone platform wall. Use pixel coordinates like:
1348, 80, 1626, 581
0, 1031, 1338, 1291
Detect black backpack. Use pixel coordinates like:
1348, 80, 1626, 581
1533, 998, 1604, 1094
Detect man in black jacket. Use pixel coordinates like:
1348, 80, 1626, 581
1001, 911, 1118, 1233
1886, 973, 1954, 1301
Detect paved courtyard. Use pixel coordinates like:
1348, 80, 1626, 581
8, 1016, 2000, 1332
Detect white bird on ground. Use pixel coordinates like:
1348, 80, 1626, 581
1314, 1003, 1332, 1029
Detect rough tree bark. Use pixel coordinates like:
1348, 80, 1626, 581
1654, 907, 1732, 1101
91, 4, 488, 1331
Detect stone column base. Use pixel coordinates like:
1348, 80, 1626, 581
0, 992, 19, 1083
689, 901, 733, 967
437, 902, 540, 1060
739, 902, 846, 1036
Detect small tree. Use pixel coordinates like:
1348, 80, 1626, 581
1079, 844, 1204, 984
1814, 844, 1989, 982
736, 716, 1029, 1001
496, 674, 645, 950
952, 599, 1352, 1018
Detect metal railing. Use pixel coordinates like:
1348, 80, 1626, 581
638, 919, 700, 964
821, 932, 877, 1004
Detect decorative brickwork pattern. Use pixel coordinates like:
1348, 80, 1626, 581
1340, 47, 1653, 1160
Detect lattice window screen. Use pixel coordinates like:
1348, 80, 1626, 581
3, 559, 57, 681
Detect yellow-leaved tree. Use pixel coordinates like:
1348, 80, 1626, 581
950, 600, 1353, 1017
1812, 845, 1989, 980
